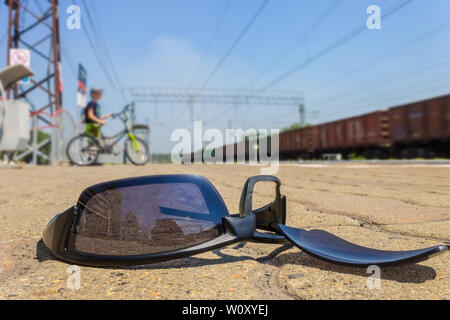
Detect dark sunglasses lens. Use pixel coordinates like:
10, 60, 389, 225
74, 180, 227, 256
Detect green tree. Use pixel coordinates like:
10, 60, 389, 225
24, 130, 51, 165
281, 123, 312, 133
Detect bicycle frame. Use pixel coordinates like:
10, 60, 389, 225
99, 103, 141, 153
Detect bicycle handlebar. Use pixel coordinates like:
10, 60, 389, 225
111, 103, 135, 119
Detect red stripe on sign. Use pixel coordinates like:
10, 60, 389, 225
78, 80, 87, 93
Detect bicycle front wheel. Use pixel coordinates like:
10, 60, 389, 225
125, 136, 150, 166
66, 134, 100, 166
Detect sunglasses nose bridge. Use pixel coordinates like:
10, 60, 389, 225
222, 215, 256, 239
222, 215, 288, 244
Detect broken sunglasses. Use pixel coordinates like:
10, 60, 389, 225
43, 175, 448, 267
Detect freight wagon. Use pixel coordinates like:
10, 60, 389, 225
388, 95, 450, 157
188, 94, 449, 162
279, 110, 390, 159
278, 94, 449, 159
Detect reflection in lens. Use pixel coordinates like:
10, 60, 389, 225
74, 181, 226, 256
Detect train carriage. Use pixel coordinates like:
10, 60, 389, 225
211, 94, 450, 162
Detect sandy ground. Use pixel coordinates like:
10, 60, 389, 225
0, 163, 448, 300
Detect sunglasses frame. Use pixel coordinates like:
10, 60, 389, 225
43, 174, 447, 268
43, 175, 289, 267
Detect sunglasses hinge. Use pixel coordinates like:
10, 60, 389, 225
239, 176, 286, 233
70, 206, 80, 233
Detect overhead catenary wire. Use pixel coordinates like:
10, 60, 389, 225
199, 0, 408, 130
246, 21, 450, 128
60, 35, 79, 80
193, 0, 271, 126
315, 78, 450, 120
71, 0, 126, 104
74, 0, 119, 89
203, 105, 231, 125
320, 68, 450, 116
188, 0, 231, 87
0, 31, 7, 46
310, 67, 450, 119
200, 0, 270, 89
258, 0, 415, 91
78, 0, 117, 81
248, 68, 450, 128
244, 0, 343, 90
61, 46, 78, 79
255, 21, 450, 127
304, 21, 450, 95
83, 0, 128, 103
306, 51, 450, 112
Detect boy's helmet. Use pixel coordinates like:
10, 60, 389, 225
90, 86, 104, 94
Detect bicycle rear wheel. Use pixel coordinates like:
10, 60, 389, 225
125, 136, 150, 166
66, 135, 100, 166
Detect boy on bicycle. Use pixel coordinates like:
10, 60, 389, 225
84, 87, 112, 138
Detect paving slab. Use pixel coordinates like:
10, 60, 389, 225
0, 164, 448, 299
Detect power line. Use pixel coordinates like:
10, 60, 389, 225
194, 0, 271, 124
315, 78, 450, 119
250, 71, 450, 128
74, 0, 118, 88
173, 107, 188, 127
203, 105, 230, 125
0, 31, 7, 46
249, 21, 450, 128
83, 0, 127, 103
61, 45, 78, 79
200, 0, 270, 89
189, 0, 231, 87
201, 0, 341, 123
60, 36, 79, 79
258, 0, 414, 91
71, 0, 125, 104
307, 52, 450, 112
82, 0, 119, 80
244, 0, 343, 90
80, 0, 127, 104
304, 21, 450, 95
312, 69, 450, 120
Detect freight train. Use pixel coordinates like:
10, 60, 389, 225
278, 94, 449, 159
187, 94, 450, 162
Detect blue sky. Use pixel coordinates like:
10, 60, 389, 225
1, 0, 450, 153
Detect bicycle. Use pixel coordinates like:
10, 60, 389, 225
66, 103, 150, 166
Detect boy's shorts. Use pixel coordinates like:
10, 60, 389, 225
85, 123, 101, 138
